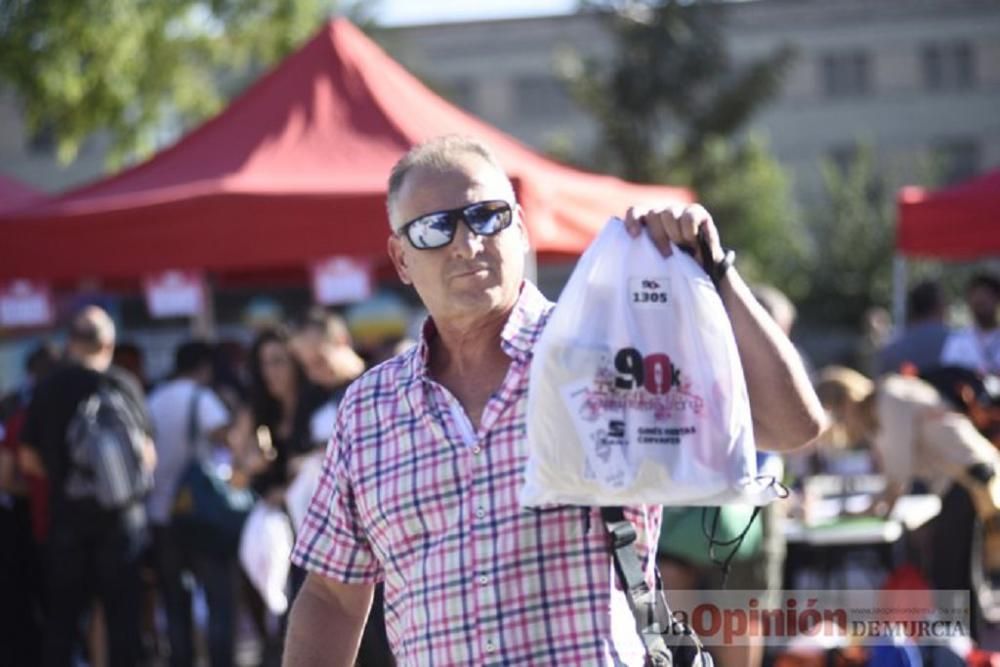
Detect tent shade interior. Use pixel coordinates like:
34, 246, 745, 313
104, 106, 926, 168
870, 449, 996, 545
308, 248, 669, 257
0, 19, 690, 286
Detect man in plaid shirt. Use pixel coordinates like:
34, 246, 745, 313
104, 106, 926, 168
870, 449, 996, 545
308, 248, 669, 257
285, 136, 824, 666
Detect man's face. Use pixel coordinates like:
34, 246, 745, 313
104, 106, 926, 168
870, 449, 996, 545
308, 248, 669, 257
967, 285, 999, 329
387, 156, 527, 326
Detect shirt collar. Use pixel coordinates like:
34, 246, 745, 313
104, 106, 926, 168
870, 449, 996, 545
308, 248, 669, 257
403, 280, 552, 380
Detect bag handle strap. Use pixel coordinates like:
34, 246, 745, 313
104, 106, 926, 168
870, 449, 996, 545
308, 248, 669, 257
186, 385, 202, 456
676, 230, 733, 291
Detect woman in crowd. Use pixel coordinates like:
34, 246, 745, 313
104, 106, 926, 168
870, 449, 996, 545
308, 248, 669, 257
246, 326, 324, 501
235, 326, 324, 664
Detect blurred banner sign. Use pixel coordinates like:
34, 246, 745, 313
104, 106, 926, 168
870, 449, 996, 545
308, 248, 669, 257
311, 257, 372, 305
0, 279, 54, 328
144, 270, 205, 318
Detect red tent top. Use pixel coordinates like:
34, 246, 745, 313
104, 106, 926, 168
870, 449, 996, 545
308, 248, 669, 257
0, 19, 689, 284
897, 168, 1000, 260
0, 172, 42, 214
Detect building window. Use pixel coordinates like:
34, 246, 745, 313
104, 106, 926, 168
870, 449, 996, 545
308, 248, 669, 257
933, 138, 980, 185
921, 41, 976, 91
819, 50, 871, 98
514, 75, 572, 118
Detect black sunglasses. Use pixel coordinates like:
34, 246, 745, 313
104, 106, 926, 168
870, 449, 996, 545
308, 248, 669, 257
398, 200, 514, 250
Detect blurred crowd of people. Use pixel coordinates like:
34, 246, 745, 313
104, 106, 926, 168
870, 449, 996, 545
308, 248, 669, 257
650, 273, 1000, 666
4, 271, 1000, 666
0, 304, 409, 667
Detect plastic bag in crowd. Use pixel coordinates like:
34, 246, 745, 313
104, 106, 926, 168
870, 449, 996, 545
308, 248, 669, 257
239, 503, 294, 615
520, 218, 778, 508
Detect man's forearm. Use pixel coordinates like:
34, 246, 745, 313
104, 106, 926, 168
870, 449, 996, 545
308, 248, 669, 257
719, 269, 826, 451
283, 575, 373, 667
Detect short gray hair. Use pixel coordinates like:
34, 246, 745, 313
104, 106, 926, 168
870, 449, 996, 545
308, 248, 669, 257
386, 135, 513, 228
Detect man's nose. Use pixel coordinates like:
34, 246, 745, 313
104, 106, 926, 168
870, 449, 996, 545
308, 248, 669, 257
450, 219, 485, 257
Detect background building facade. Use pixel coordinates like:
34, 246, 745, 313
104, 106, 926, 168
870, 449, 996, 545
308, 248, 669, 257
382, 0, 1000, 205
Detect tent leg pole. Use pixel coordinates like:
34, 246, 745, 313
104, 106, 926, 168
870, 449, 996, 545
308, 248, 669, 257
892, 256, 908, 335
192, 275, 216, 340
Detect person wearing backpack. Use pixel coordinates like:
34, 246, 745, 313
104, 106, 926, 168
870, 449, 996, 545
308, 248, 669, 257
147, 340, 236, 667
18, 306, 156, 667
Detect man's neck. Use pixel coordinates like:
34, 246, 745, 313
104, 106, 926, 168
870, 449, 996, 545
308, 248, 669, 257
430, 307, 512, 378
74, 355, 110, 373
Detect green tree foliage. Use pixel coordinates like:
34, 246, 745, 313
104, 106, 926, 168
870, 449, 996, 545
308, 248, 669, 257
567, 0, 804, 289
0, 0, 366, 166
799, 146, 895, 326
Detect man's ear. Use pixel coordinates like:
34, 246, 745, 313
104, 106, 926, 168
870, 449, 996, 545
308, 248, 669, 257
515, 204, 531, 254
387, 235, 412, 285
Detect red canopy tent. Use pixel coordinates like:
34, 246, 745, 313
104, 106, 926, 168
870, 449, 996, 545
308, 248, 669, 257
896, 168, 1000, 260
0, 172, 43, 214
0, 19, 690, 286
892, 168, 1000, 322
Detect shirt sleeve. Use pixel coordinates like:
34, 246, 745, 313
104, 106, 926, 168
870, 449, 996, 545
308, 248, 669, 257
874, 388, 916, 489
197, 389, 230, 437
919, 409, 1000, 480
940, 330, 977, 370
290, 402, 382, 583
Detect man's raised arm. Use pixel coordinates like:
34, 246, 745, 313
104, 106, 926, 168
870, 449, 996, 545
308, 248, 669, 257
283, 573, 375, 667
716, 267, 826, 450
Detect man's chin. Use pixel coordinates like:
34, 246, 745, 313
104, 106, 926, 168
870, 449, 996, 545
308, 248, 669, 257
445, 280, 513, 312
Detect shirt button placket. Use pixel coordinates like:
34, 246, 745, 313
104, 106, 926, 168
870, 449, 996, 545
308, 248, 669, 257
470, 437, 499, 663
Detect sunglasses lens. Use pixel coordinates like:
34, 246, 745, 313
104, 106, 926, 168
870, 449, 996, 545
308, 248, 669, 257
407, 213, 455, 249
465, 202, 512, 236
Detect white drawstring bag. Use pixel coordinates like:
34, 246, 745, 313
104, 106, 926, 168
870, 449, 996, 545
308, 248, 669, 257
520, 218, 778, 508
238, 502, 294, 614
285, 451, 324, 534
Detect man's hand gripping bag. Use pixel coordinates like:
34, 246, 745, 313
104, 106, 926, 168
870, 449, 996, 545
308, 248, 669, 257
521, 218, 778, 507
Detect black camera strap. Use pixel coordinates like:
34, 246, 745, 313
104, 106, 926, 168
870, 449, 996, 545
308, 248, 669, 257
601, 506, 716, 666
601, 506, 673, 666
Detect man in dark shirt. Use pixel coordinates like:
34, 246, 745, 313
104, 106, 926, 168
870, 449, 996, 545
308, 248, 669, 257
877, 280, 951, 376
19, 306, 155, 667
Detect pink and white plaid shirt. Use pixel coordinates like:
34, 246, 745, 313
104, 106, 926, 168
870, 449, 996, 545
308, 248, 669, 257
293, 281, 662, 666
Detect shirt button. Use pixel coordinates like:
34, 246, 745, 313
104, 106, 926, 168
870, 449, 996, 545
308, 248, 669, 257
478, 574, 489, 585
472, 445, 482, 454
485, 639, 496, 653
476, 506, 486, 519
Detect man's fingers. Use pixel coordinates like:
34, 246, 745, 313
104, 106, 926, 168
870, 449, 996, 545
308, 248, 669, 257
623, 207, 642, 238
623, 203, 721, 262
682, 204, 723, 263
645, 210, 673, 257
678, 207, 702, 247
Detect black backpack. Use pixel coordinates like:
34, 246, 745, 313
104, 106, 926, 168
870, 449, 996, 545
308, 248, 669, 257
64, 376, 151, 509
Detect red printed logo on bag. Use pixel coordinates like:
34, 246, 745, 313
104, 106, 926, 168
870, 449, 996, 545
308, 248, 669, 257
613, 347, 680, 395
577, 347, 704, 424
